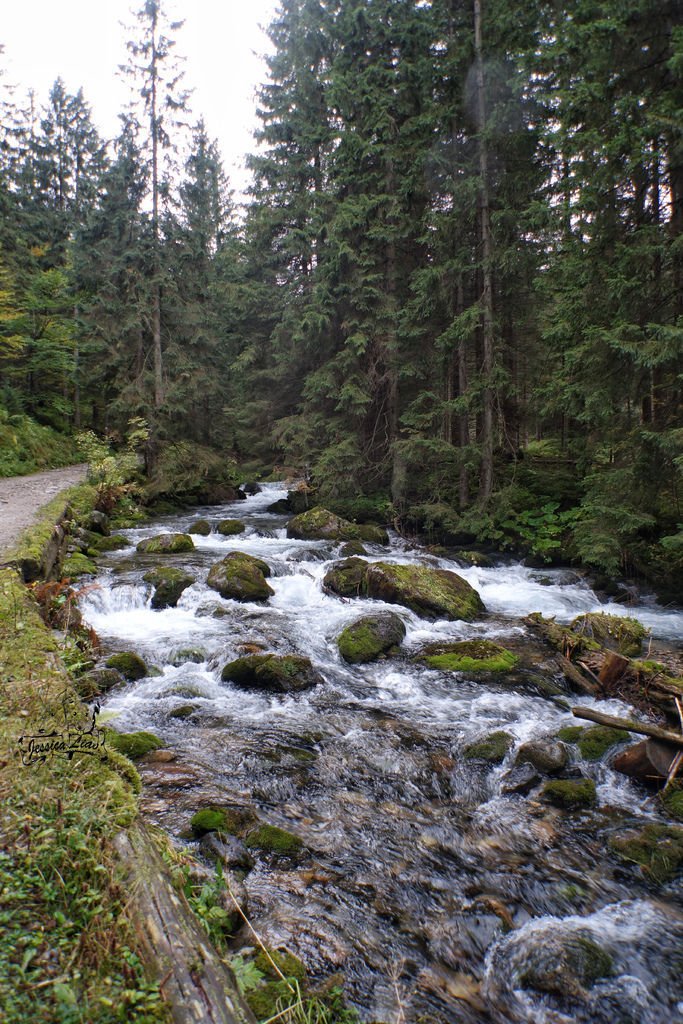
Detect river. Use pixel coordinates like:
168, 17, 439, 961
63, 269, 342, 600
79, 483, 683, 1024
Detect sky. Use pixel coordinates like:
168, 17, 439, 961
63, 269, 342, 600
1, 0, 280, 197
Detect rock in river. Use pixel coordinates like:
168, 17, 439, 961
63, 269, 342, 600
207, 551, 273, 602
222, 653, 323, 693
136, 532, 195, 554
337, 612, 406, 664
143, 566, 195, 609
366, 562, 485, 621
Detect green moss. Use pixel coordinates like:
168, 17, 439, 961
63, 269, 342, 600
143, 567, 195, 609
557, 725, 584, 743
609, 823, 683, 883
337, 613, 405, 664
419, 639, 518, 673
287, 505, 359, 541
136, 532, 195, 554
188, 519, 211, 536
519, 934, 613, 995
207, 552, 273, 602
661, 785, 683, 822
245, 824, 303, 856
463, 731, 514, 764
246, 981, 293, 1020
365, 561, 485, 621
105, 651, 148, 681
62, 552, 98, 577
254, 948, 307, 983
222, 654, 322, 693
90, 533, 129, 552
323, 557, 368, 597
189, 805, 258, 838
356, 523, 389, 545
542, 778, 597, 809
216, 519, 246, 535
107, 730, 163, 760
340, 540, 368, 557
168, 704, 198, 720
577, 725, 629, 760
570, 612, 647, 657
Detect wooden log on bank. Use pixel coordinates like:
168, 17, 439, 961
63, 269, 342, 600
572, 706, 683, 748
114, 825, 256, 1024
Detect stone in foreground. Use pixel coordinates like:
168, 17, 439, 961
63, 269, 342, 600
366, 561, 485, 621
337, 612, 406, 664
207, 551, 273, 602
143, 566, 195, 609
136, 532, 195, 554
222, 653, 323, 693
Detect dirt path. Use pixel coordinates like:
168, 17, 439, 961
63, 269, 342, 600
0, 464, 89, 558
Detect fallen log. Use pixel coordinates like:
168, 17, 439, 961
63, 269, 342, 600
114, 824, 256, 1024
572, 706, 683, 748
613, 739, 680, 784
556, 655, 598, 696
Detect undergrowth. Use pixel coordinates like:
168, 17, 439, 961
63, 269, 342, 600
0, 409, 79, 477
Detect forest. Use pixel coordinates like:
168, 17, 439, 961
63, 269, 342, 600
1, 0, 682, 598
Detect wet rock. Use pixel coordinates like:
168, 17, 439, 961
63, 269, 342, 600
323, 557, 368, 597
136, 532, 195, 554
356, 523, 389, 545
416, 639, 517, 672
241, 481, 261, 495
267, 498, 291, 514
200, 832, 255, 872
107, 730, 163, 760
463, 731, 514, 764
577, 726, 630, 761
168, 703, 199, 719
287, 485, 315, 514
169, 647, 206, 666
145, 749, 176, 763
91, 533, 129, 552
62, 552, 98, 576
287, 505, 359, 541
569, 612, 647, 657
190, 805, 259, 838
105, 651, 148, 681
216, 518, 246, 535
143, 566, 194, 609
207, 551, 273, 602
365, 561, 485, 621
222, 653, 323, 693
500, 762, 542, 795
609, 823, 683, 883
454, 550, 493, 568
74, 667, 124, 699
340, 540, 367, 557
87, 509, 110, 536
515, 739, 569, 775
188, 519, 211, 535
337, 612, 406, 664
518, 931, 613, 996
541, 778, 597, 809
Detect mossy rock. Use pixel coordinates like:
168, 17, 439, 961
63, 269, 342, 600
267, 498, 292, 514
107, 730, 163, 760
557, 725, 584, 744
569, 612, 647, 657
340, 540, 368, 557
207, 552, 273, 602
661, 785, 683, 822
542, 778, 597, 809
222, 654, 323, 693
576, 725, 630, 760
286, 505, 359, 541
189, 805, 258, 838
87, 510, 110, 536
168, 704, 199, 720
609, 823, 683, 883
365, 562, 485, 621
105, 651, 148, 681
246, 981, 294, 1021
519, 933, 613, 996
463, 731, 514, 764
216, 519, 246, 536
62, 552, 98, 577
515, 738, 568, 774
323, 557, 368, 597
169, 647, 206, 666
454, 549, 493, 568
91, 534, 129, 553
136, 532, 195, 555
245, 823, 303, 856
254, 948, 306, 983
417, 639, 517, 673
356, 523, 389, 545
143, 566, 195, 609
188, 519, 211, 536
74, 667, 124, 700
337, 612, 406, 664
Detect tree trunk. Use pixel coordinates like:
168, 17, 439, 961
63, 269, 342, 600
474, 0, 495, 501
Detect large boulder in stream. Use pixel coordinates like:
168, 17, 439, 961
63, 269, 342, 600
207, 552, 273, 602
136, 532, 195, 554
287, 505, 359, 541
366, 562, 485, 621
143, 567, 195, 609
337, 612, 406, 664
323, 557, 368, 597
221, 653, 323, 693
416, 639, 517, 672
216, 519, 245, 536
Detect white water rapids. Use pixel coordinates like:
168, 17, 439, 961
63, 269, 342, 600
78, 483, 683, 1024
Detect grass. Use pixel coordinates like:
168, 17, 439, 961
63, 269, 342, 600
0, 411, 79, 478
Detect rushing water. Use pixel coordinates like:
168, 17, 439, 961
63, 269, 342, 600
79, 483, 683, 1024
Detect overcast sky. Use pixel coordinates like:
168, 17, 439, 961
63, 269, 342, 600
1, 0, 280, 196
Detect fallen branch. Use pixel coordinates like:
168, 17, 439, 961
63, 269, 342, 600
572, 706, 683, 748
556, 655, 598, 696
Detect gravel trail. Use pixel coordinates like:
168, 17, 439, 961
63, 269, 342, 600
0, 465, 88, 559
